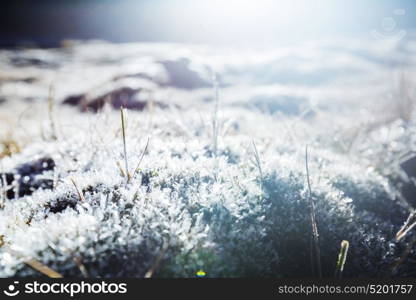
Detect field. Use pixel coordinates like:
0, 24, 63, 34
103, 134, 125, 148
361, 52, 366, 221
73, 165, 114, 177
0, 38, 416, 277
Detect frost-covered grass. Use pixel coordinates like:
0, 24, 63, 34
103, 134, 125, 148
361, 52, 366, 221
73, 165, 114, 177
1, 40, 416, 277
0, 103, 414, 278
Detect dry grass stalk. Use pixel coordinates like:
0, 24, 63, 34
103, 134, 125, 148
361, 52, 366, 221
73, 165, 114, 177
4, 246, 63, 278
0, 137, 20, 159
116, 161, 127, 178
305, 146, 322, 277
120, 107, 132, 183
0, 164, 7, 208
335, 240, 349, 277
70, 177, 85, 202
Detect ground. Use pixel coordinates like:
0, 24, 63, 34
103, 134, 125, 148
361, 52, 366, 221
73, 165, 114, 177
0, 38, 416, 277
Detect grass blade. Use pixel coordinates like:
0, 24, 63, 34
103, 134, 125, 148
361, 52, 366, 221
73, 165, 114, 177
47, 83, 58, 141
144, 243, 168, 278
25, 259, 63, 278
120, 107, 131, 183
252, 139, 263, 190
4, 246, 63, 278
396, 211, 416, 241
133, 137, 150, 176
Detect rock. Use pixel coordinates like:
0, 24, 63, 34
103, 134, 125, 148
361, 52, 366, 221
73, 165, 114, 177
0, 157, 55, 199
47, 197, 78, 214
16, 157, 55, 176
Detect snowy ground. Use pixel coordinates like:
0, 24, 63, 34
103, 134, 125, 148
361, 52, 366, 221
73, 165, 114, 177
0, 37, 416, 277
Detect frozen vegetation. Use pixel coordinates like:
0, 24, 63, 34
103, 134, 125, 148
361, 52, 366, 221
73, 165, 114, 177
0, 37, 416, 277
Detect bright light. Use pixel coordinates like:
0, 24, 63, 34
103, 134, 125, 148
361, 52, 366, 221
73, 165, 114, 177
199, 0, 304, 25
155, 0, 336, 45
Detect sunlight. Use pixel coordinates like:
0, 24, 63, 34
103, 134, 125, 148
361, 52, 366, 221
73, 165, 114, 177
157, 0, 337, 45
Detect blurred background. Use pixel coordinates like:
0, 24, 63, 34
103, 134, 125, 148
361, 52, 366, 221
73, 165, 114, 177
1, 0, 416, 47
1, 0, 416, 163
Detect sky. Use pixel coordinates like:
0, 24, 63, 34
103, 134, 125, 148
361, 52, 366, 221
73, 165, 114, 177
0, 0, 416, 47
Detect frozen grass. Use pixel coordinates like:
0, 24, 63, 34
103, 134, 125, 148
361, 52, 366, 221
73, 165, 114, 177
0, 39, 416, 277
0, 103, 414, 278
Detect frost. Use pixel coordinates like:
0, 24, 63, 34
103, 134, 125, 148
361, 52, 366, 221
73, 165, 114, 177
0, 39, 416, 277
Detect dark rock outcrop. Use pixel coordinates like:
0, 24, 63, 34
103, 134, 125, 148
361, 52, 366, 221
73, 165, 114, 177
63, 87, 167, 112
0, 157, 55, 199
